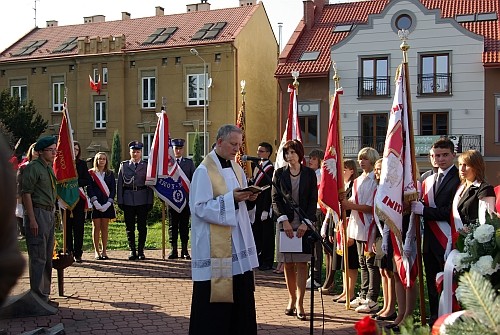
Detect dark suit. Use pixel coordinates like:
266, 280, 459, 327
117, 160, 154, 256
65, 159, 92, 259
421, 165, 460, 322
168, 157, 196, 256
456, 181, 495, 225
250, 160, 274, 269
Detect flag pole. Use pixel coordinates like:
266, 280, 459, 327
162, 202, 166, 260
399, 30, 426, 326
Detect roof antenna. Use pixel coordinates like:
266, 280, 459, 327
33, 0, 40, 27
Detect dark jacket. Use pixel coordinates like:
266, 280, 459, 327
87, 170, 116, 205
251, 160, 274, 220
272, 165, 318, 223
456, 181, 495, 225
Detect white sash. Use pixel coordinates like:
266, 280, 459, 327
451, 184, 465, 231
253, 160, 273, 186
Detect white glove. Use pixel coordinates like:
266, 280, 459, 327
15, 203, 24, 218
403, 240, 413, 259
444, 240, 452, 261
93, 201, 103, 211
411, 201, 424, 215
101, 202, 112, 212
381, 240, 388, 255
260, 211, 269, 221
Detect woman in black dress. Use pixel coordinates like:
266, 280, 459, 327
272, 140, 317, 321
87, 152, 116, 260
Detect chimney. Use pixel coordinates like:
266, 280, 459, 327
122, 12, 131, 20
84, 15, 105, 24
186, 1, 211, 12
303, 0, 315, 30
239, 0, 255, 5
155, 6, 164, 16
46, 20, 58, 27
313, 0, 326, 14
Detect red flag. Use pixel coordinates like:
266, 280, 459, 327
319, 88, 344, 221
54, 98, 79, 210
89, 74, 101, 94
275, 83, 303, 168
235, 98, 249, 176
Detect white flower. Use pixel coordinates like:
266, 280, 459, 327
470, 255, 500, 276
473, 224, 494, 243
454, 252, 471, 272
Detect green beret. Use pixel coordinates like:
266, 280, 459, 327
34, 136, 57, 151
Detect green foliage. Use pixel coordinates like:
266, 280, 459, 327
192, 131, 202, 167
111, 130, 121, 173
0, 89, 48, 154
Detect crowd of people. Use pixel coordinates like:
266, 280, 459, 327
6, 126, 500, 335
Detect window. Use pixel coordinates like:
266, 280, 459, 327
298, 101, 320, 145
419, 53, 451, 95
142, 133, 154, 159
142, 76, 156, 108
496, 96, 500, 142
359, 57, 389, 97
395, 14, 412, 30
10, 79, 27, 103
299, 51, 320, 61
52, 79, 65, 112
187, 73, 207, 107
420, 112, 448, 135
102, 67, 108, 84
93, 68, 99, 82
361, 113, 388, 154
94, 100, 107, 129
187, 132, 209, 157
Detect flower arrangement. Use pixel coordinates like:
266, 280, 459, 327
454, 213, 500, 288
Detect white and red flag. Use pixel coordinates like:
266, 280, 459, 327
146, 107, 190, 213
319, 87, 344, 222
275, 83, 303, 168
89, 74, 101, 94
375, 65, 418, 287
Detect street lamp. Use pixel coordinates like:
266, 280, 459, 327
190, 48, 207, 156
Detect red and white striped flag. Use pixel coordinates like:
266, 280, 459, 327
375, 65, 418, 287
275, 83, 302, 168
319, 87, 344, 222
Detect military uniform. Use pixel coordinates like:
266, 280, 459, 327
117, 141, 154, 260
168, 138, 196, 259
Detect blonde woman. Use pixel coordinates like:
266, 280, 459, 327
87, 152, 116, 260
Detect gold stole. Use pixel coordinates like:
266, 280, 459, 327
202, 154, 243, 303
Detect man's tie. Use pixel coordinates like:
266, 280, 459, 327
177, 158, 181, 165
434, 172, 444, 195
134, 162, 138, 170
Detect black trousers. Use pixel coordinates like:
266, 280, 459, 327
168, 206, 190, 245
251, 217, 275, 268
65, 199, 86, 258
423, 250, 444, 322
189, 271, 256, 335
123, 204, 149, 252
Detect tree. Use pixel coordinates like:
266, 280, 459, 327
111, 130, 121, 173
0, 89, 47, 154
192, 132, 202, 167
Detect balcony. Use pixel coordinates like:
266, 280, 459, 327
417, 73, 452, 95
358, 76, 391, 97
342, 134, 481, 157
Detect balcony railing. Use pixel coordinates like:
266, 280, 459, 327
342, 134, 481, 157
417, 73, 452, 95
358, 76, 391, 97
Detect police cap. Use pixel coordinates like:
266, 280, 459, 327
172, 138, 185, 148
128, 141, 143, 150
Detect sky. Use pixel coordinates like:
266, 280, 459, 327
0, 0, 307, 52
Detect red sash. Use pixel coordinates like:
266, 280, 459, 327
253, 161, 273, 186
422, 174, 450, 251
89, 169, 110, 198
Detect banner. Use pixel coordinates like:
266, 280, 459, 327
235, 98, 249, 176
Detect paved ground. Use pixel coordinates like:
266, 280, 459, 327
0, 250, 382, 335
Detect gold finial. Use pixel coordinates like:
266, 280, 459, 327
332, 61, 340, 89
240, 80, 246, 102
398, 29, 410, 64
291, 70, 300, 94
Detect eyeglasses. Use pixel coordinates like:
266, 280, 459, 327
43, 148, 57, 153
257, 150, 268, 153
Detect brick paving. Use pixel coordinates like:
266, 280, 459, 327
0, 250, 373, 334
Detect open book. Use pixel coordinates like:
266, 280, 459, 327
240, 184, 270, 194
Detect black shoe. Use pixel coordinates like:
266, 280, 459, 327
375, 312, 397, 321
284, 308, 296, 316
258, 265, 273, 271
128, 251, 137, 260
168, 251, 178, 259
181, 250, 191, 260
296, 313, 307, 321
74, 257, 82, 263
138, 254, 146, 260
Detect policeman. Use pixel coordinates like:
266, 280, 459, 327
117, 141, 154, 260
168, 138, 195, 259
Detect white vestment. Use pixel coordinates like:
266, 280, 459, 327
189, 151, 259, 281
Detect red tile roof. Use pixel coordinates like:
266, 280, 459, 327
0, 5, 259, 62
276, 0, 500, 78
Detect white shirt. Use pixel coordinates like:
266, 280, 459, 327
189, 151, 258, 281
347, 171, 377, 241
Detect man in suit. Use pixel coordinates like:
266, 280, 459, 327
411, 137, 460, 326
117, 141, 154, 260
168, 138, 196, 259
249, 142, 275, 271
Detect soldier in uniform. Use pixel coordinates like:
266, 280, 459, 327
117, 141, 154, 260
168, 138, 196, 259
